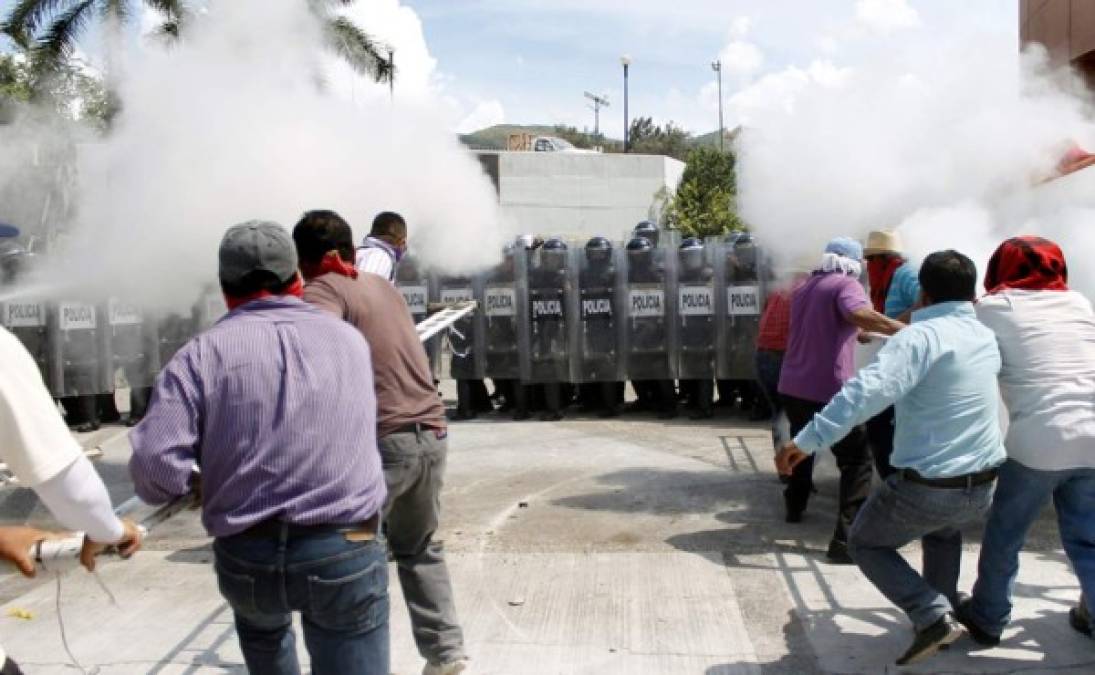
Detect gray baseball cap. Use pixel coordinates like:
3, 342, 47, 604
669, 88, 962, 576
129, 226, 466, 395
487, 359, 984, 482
218, 221, 298, 286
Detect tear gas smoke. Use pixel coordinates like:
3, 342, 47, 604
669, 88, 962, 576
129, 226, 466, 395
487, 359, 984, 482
737, 33, 1095, 296
10, 0, 508, 309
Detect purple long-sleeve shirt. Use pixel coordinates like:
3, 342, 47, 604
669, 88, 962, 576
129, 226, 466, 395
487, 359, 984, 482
129, 296, 386, 538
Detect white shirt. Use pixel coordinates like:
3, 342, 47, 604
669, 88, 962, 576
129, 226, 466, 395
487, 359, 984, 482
976, 290, 1095, 471
355, 236, 397, 282
1, 327, 123, 542
1, 326, 81, 485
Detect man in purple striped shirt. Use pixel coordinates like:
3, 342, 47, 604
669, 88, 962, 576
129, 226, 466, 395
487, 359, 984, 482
130, 221, 389, 675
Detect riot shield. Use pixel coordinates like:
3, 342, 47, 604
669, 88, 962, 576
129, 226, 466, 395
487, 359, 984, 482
48, 300, 104, 398
434, 274, 482, 381
2, 298, 50, 384
576, 246, 625, 382
396, 257, 437, 371
622, 241, 678, 382
102, 298, 158, 391
715, 236, 765, 380
677, 241, 717, 380
517, 243, 577, 385
157, 311, 196, 368
480, 254, 521, 382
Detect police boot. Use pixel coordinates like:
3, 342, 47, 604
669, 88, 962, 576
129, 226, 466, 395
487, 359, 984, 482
540, 384, 564, 421
656, 380, 678, 419
690, 380, 714, 420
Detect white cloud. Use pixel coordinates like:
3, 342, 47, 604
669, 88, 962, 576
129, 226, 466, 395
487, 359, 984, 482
725, 60, 850, 126
855, 0, 921, 34
456, 99, 506, 133
718, 40, 764, 78
729, 16, 752, 39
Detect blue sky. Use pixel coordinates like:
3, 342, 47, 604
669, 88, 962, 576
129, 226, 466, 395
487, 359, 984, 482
404, 0, 1018, 135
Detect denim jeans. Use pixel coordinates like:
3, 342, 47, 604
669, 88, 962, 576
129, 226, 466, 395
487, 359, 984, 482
969, 459, 1095, 636
213, 525, 389, 675
380, 428, 466, 665
848, 473, 994, 630
754, 349, 784, 444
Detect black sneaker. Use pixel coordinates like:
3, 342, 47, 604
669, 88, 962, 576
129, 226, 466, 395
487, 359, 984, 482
825, 539, 855, 565
896, 614, 964, 666
1070, 601, 1093, 638
954, 595, 1001, 647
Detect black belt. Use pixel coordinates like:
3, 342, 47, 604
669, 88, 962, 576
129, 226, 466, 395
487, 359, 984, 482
235, 513, 380, 539
900, 468, 998, 489
388, 422, 445, 436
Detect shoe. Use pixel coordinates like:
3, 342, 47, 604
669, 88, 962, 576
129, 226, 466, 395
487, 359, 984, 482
895, 614, 964, 666
825, 539, 855, 565
597, 406, 621, 418
1070, 601, 1093, 638
954, 595, 1001, 647
512, 409, 531, 421
657, 407, 679, 420
423, 659, 467, 675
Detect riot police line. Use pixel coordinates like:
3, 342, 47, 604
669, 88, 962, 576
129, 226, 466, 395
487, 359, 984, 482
404, 226, 769, 421
0, 226, 766, 427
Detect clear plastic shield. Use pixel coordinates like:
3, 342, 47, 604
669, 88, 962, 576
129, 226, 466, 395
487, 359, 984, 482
2, 298, 50, 384
48, 301, 105, 397
396, 257, 438, 372
622, 241, 678, 381
101, 298, 158, 391
576, 246, 625, 382
676, 241, 717, 380
479, 253, 521, 381
716, 237, 765, 379
157, 311, 197, 368
434, 274, 481, 381
518, 244, 577, 384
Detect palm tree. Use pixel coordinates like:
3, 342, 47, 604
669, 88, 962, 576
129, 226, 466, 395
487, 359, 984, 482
1, 0, 395, 84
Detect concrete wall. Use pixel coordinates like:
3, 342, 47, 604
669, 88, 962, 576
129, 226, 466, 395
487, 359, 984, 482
1021, 0, 1095, 85
482, 151, 685, 240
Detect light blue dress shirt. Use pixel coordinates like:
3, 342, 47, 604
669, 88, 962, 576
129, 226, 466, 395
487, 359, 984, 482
794, 301, 1006, 478
884, 262, 921, 318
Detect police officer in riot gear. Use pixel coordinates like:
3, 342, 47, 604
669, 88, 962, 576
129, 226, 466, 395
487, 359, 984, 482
677, 237, 716, 419
483, 243, 527, 419
716, 230, 760, 414
625, 236, 676, 418
633, 220, 660, 247
525, 237, 571, 421
577, 237, 623, 417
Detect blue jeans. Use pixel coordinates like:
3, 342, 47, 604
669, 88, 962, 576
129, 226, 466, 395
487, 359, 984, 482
754, 349, 783, 444
848, 474, 994, 630
213, 525, 390, 675
969, 459, 1095, 636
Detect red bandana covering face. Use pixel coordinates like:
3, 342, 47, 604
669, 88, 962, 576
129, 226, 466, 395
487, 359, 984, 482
867, 255, 904, 314
300, 251, 359, 282
984, 236, 1069, 294
224, 274, 305, 311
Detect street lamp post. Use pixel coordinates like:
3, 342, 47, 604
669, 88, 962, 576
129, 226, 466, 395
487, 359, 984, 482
711, 60, 724, 151
621, 55, 631, 153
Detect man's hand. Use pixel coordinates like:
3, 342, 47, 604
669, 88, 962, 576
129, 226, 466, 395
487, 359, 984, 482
774, 442, 810, 476
80, 519, 142, 572
0, 526, 61, 578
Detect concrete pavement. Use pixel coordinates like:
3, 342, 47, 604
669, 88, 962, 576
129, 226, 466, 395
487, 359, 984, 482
0, 414, 1092, 674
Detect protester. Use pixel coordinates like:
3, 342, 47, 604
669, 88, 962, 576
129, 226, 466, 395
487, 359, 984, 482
863, 229, 922, 478
357, 211, 408, 282
1, 325, 142, 675
293, 210, 468, 675
754, 258, 810, 448
777, 237, 904, 563
130, 221, 390, 675
956, 236, 1095, 645
777, 249, 1006, 665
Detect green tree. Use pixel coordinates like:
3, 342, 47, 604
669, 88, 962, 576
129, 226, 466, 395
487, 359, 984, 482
0, 52, 110, 126
625, 116, 691, 160
663, 146, 744, 238
2, 1, 394, 84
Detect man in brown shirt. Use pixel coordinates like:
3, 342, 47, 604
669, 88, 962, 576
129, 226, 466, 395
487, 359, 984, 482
293, 211, 466, 675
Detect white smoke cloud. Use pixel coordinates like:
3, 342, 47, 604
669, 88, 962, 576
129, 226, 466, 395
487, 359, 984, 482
855, 0, 921, 34
736, 33, 1095, 297
47, 0, 508, 308
456, 99, 506, 133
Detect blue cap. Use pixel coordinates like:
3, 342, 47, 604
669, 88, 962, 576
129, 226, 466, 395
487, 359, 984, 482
0, 223, 20, 238
824, 237, 863, 262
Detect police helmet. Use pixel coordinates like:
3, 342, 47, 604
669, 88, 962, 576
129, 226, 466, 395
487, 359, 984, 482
632, 220, 659, 246
542, 237, 568, 252
626, 236, 654, 253
679, 237, 705, 271
723, 230, 744, 246
585, 236, 612, 263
